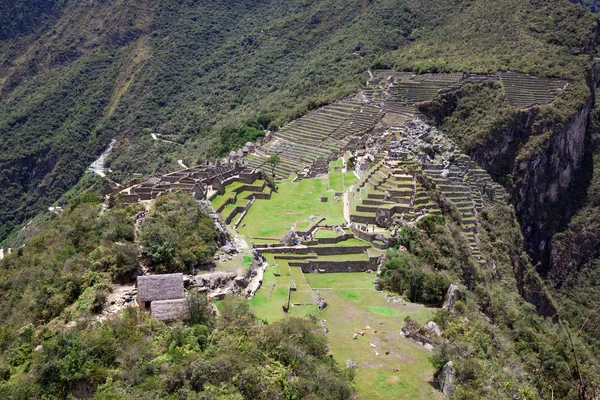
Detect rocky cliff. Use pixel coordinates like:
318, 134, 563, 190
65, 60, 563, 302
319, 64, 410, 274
420, 79, 594, 275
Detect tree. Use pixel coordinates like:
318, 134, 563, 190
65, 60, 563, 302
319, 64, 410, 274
267, 155, 281, 177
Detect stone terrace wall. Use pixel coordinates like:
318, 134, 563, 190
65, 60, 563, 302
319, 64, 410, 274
291, 259, 377, 273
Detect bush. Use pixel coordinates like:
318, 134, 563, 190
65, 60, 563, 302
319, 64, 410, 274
187, 292, 214, 327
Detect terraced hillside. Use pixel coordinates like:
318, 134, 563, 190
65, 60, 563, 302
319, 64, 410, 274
350, 159, 441, 228
389, 120, 508, 263
498, 71, 569, 108
243, 102, 383, 178
363, 70, 569, 117
210, 169, 441, 399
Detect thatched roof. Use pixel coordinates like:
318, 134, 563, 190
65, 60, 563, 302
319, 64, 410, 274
151, 298, 188, 321
137, 273, 185, 302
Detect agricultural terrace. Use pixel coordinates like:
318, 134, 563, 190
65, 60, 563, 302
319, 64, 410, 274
246, 254, 440, 399
212, 157, 441, 399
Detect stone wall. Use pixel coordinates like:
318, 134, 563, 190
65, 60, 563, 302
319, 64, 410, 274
238, 170, 261, 183
291, 258, 377, 273
224, 200, 253, 225
311, 245, 370, 256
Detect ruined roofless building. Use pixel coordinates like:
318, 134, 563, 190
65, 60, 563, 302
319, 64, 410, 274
137, 273, 188, 321
120, 160, 246, 205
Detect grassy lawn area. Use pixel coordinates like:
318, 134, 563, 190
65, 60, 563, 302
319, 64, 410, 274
288, 304, 319, 318
290, 266, 310, 289
305, 272, 375, 289
249, 267, 440, 399
238, 177, 344, 239
312, 238, 369, 247
320, 289, 441, 400
219, 169, 441, 399
344, 172, 357, 188
315, 229, 340, 238
211, 192, 236, 211
328, 158, 344, 171
215, 254, 253, 271
290, 289, 315, 304
311, 253, 369, 261
329, 171, 344, 192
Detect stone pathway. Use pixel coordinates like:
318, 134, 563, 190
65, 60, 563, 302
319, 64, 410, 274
150, 133, 181, 145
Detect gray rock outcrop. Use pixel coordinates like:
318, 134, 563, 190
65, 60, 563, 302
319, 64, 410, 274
436, 361, 456, 398
317, 296, 328, 310
425, 321, 441, 337
442, 284, 460, 310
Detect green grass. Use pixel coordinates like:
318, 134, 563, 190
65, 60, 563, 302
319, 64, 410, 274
251, 284, 290, 323
329, 171, 344, 193
250, 255, 440, 400
304, 272, 376, 289
344, 172, 357, 189
328, 158, 344, 171
210, 192, 236, 211
290, 267, 310, 290
290, 290, 315, 304
319, 289, 439, 400
315, 229, 340, 238
238, 177, 344, 239
313, 253, 369, 261
312, 238, 369, 247
288, 304, 319, 318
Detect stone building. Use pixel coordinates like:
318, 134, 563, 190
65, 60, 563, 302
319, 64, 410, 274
137, 273, 187, 321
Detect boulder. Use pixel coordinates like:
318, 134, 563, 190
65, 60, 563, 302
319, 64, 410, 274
280, 229, 299, 246
425, 321, 441, 337
346, 360, 358, 368
317, 296, 328, 311
424, 343, 434, 351
436, 361, 456, 398
442, 284, 460, 310
220, 242, 237, 254
234, 276, 249, 289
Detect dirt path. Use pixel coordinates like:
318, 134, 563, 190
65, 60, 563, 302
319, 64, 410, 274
150, 133, 181, 145
343, 191, 351, 224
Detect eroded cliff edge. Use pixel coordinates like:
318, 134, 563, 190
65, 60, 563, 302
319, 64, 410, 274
420, 75, 596, 278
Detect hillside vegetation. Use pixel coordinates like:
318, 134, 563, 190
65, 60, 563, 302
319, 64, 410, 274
1, 0, 596, 243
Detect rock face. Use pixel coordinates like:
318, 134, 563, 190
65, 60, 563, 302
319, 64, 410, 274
420, 80, 596, 316
442, 284, 460, 310
424, 86, 590, 270
436, 361, 456, 398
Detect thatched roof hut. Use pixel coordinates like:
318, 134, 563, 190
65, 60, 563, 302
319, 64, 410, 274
151, 299, 188, 321
137, 273, 185, 306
